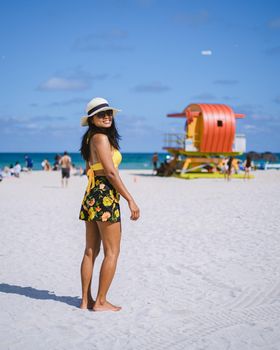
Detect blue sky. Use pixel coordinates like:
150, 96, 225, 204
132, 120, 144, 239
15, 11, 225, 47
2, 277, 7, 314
0, 0, 279, 152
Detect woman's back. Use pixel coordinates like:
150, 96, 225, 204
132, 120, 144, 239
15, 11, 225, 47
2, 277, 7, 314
88, 147, 122, 175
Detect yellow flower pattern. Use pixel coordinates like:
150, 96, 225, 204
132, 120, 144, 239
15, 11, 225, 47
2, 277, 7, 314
88, 208, 96, 220
103, 196, 113, 207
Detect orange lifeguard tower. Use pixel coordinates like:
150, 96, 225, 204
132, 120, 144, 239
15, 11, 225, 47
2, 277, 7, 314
163, 103, 246, 177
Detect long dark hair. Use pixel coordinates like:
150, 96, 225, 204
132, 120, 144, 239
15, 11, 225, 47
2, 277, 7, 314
80, 117, 121, 161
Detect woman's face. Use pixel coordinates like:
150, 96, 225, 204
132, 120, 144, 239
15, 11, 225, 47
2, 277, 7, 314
91, 110, 113, 128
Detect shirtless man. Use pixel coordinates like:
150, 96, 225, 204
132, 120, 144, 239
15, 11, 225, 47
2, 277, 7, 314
59, 151, 72, 187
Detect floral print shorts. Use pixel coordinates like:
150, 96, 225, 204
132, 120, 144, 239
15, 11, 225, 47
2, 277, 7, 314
79, 176, 121, 223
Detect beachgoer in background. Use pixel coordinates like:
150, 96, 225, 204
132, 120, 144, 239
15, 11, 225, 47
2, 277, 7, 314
45, 159, 51, 171
226, 156, 233, 181
152, 152, 159, 174
164, 155, 178, 176
59, 151, 72, 187
71, 163, 81, 176
232, 158, 239, 174
14, 162, 21, 178
9, 164, 14, 176
156, 154, 178, 177
221, 158, 228, 179
156, 162, 166, 176
237, 159, 243, 172
24, 155, 33, 171
41, 159, 51, 171
53, 153, 61, 171
244, 155, 252, 180
79, 97, 140, 312
3, 166, 12, 177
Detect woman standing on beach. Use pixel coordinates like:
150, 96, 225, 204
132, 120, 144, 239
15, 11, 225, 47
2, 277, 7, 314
79, 97, 140, 312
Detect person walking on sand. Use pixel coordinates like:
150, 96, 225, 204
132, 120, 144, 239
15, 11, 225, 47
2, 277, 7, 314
79, 97, 140, 312
152, 152, 159, 174
243, 155, 252, 180
24, 154, 33, 171
226, 156, 233, 181
59, 151, 72, 187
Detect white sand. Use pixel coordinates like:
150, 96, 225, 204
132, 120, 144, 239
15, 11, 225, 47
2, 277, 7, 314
1, 169, 280, 350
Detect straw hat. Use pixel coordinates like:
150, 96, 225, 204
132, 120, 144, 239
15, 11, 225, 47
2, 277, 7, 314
80, 97, 121, 127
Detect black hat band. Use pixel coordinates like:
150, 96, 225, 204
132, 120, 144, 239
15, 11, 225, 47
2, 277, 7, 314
87, 103, 109, 116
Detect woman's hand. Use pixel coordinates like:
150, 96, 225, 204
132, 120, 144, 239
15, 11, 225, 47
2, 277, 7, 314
128, 199, 140, 221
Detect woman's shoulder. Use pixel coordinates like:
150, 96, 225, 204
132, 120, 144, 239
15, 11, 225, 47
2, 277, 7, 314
91, 133, 109, 143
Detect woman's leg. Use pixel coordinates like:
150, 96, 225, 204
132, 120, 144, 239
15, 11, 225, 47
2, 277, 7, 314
80, 221, 101, 309
93, 221, 122, 312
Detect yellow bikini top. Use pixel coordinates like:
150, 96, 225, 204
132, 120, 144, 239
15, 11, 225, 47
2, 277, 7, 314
86, 149, 122, 194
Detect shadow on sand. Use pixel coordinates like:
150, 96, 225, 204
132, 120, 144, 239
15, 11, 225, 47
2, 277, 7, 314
130, 172, 155, 177
0, 283, 81, 308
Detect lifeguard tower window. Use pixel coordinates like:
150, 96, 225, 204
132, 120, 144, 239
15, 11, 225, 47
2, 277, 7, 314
217, 120, 223, 127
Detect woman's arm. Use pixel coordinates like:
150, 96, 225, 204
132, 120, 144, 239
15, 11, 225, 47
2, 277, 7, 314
91, 134, 140, 220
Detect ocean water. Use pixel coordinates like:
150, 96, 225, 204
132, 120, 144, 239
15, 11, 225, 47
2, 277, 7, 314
0, 152, 279, 171
0, 152, 168, 170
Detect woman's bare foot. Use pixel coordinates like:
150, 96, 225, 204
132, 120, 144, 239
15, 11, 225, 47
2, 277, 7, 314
93, 300, 122, 312
80, 297, 95, 310
80, 300, 88, 309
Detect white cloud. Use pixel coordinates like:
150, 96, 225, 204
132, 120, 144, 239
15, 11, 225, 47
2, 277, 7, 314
117, 114, 161, 135
73, 30, 133, 52
48, 97, 89, 107
244, 124, 257, 130
38, 77, 89, 91
0, 115, 69, 135
201, 50, 212, 56
242, 123, 272, 134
